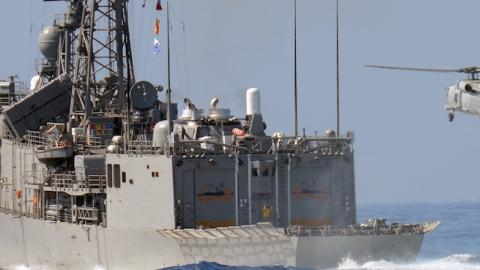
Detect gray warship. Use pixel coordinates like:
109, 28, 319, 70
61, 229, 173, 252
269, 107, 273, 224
0, 1, 439, 269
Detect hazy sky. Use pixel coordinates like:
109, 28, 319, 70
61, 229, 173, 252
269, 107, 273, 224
1, 0, 479, 204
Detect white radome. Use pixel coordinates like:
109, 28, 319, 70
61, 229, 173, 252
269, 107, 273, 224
246, 88, 261, 115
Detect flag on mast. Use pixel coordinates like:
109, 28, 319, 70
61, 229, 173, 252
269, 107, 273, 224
155, 17, 160, 35
156, 0, 163, 11
153, 38, 161, 54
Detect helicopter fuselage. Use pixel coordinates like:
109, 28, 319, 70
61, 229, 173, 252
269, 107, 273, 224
445, 80, 480, 121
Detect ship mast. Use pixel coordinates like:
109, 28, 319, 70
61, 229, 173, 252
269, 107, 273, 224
166, 0, 173, 133
336, 0, 341, 136
67, 0, 135, 131
293, 0, 299, 139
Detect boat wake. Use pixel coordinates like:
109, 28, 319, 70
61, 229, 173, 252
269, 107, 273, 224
336, 254, 480, 270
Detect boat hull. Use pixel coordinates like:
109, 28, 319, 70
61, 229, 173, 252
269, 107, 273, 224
0, 212, 424, 270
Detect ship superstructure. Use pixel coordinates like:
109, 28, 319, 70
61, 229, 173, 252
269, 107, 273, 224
0, 1, 439, 269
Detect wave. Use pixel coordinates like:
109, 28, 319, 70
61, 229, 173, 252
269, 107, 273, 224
4, 255, 480, 270
163, 262, 304, 270
336, 254, 480, 270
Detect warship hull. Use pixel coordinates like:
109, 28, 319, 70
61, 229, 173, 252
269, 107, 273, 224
0, 212, 424, 270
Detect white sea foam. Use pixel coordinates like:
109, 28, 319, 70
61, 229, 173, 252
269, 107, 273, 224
336, 254, 480, 270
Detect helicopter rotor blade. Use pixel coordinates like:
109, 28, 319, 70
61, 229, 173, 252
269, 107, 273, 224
363, 65, 465, 73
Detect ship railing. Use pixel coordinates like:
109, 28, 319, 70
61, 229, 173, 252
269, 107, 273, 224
34, 58, 57, 74
174, 140, 240, 154
86, 175, 107, 190
57, 209, 72, 223
23, 211, 42, 219
286, 223, 431, 237
75, 135, 92, 150
77, 207, 99, 224
49, 174, 107, 191
50, 174, 76, 189
118, 136, 353, 156
171, 137, 353, 155
86, 136, 103, 150
271, 136, 354, 154
24, 170, 46, 186
13, 81, 28, 97
74, 135, 105, 153
125, 140, 167, 155
123, 139, 242, 156
0, 96, 11, 106
53, 13, 77, 28
24, 130, 49, 146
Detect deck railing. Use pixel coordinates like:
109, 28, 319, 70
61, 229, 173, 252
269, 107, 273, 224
286, 221, 441, 237
50, 174, 106, 191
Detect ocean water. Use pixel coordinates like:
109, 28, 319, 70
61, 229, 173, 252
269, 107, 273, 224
7, 202, 480, 270
165, 201, 480, 270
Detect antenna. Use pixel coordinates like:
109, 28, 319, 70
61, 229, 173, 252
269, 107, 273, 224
336, 0, 341, 137
166, 0, 173, 132
293, 0, 299, 139
167, 0, 172, 93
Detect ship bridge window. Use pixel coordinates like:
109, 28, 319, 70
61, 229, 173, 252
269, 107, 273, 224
113, 164, 121, 188
122, 172, 126, 183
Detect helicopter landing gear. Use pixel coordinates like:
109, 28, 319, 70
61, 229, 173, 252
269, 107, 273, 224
448, 112, 454, 122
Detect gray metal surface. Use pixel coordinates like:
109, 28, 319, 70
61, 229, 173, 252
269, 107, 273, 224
2, 78, 69, 138
0, 213, 428, 270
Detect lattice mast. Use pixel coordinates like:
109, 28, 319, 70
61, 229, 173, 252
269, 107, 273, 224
68, 0, 134, 129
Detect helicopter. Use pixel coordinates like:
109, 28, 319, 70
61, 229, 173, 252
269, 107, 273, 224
364, 65, 480, 122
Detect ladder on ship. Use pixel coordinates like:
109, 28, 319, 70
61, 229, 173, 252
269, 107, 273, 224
276, 154, 289, 227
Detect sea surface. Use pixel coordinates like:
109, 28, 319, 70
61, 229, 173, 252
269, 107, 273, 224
165, 201, 480, 270
8, 201, 480, 270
